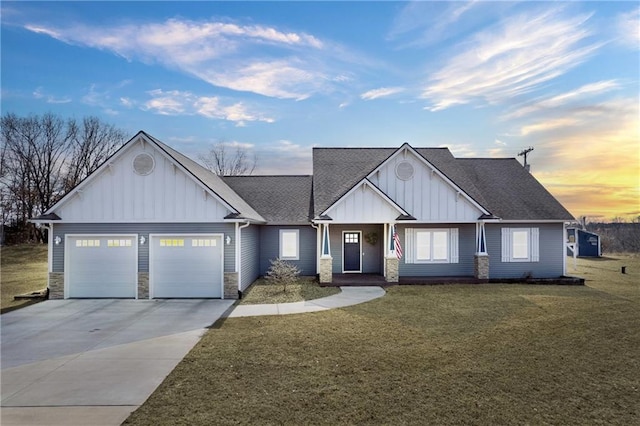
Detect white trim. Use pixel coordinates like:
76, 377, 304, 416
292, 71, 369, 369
149, 233, 224, 299
366, 144, 490, 215
501, 227, 540, 263
321, 178, 409, 218
342, 230, 362, 273
279, 229, 300, 260
64, 233, 138, 299
44, 132, 240, 217
237, 221, 250, 292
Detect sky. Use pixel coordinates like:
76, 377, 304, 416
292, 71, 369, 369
1, 1, 639, 221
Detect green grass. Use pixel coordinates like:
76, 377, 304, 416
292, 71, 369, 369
125, 254, 639, 425
239, 276, 340, 305
1, 244, 48, 313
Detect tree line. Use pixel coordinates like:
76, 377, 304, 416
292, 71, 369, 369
1, 113, 128, 243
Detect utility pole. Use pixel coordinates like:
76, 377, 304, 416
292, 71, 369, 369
518, 147, 534, 171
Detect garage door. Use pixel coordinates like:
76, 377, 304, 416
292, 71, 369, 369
66, 235, 137, 298
150, 235, 223, 298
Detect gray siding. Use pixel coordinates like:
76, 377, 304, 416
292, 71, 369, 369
52, 222, 236, 273
329, 224, 383, 274
240, 224, 260, 291
486, 223, 565, 278
259, 225, 317, 276
397, 224, 475, 277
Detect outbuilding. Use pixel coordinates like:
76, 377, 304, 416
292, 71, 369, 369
566, 228, 601, 257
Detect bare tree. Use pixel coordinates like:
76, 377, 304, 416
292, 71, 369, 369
63, 116, 127, 191
198, 142, 257, 176
0, 112, 127, 243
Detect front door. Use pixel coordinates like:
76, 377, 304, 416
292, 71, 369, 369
343, 231, 362, 273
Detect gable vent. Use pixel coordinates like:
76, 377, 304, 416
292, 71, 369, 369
133, 153, 155, 176
395, 161, 414, 181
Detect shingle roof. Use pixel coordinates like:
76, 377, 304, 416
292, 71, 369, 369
312, 146, 573, 221
223, 175, 313, 224
143, 132, 265, 222
454, 158, 574, 221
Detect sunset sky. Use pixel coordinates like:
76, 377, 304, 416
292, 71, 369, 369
2, 1, 638, 221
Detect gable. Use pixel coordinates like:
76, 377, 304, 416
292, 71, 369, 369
323, 180, 407, 223
367, 146, 485, 222
50, 137, 234, 222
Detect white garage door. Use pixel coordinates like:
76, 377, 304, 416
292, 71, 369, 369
66, 235, 137, 298
150, 235, 223, 298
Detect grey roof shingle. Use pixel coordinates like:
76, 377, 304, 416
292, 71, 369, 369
454, 158, 574, 221
223, 176, 313, 224
143, 131, 265, 222
312, 146, 573, 221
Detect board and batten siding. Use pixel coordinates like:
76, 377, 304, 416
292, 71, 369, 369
324, 183, 401, 223
53, 140, 232, 222
368, 150, 482, 222
329, 224, 383, 274
240, 224, 260, 291
486, 223, 565, 278
397, 224, 475, 277
52, 223, 236, 273
259, 226, 317, 276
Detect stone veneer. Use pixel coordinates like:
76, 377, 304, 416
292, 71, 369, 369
224, 272, 239, 299
138, 272, 149, 299
385, 257, 399, 283
474, 254, 490, 281
319, 256, 333, 283
48, 272, 64, 299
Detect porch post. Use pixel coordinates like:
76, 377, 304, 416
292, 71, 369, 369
319, 223, 333, 283
474, 221, 489, 281
385, 223, 399, 283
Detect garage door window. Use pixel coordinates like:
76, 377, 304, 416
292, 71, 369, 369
75, 239, 101, 247
159, 238, 184, 247
107, 239, 133, 247
192, 238, 217, 247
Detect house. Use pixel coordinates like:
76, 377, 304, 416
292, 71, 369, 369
566, 227, 601, 257
32, 131, 575, 300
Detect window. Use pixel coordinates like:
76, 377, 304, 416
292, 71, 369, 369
107, 239, 133, 248
502, 228, 539, 262
344, 233, 359, 243
279, 229, 299, 260
159, 239, 184, 247
75, 239, 101, 248
191, 238, 217, 247
405, 228, 458, 263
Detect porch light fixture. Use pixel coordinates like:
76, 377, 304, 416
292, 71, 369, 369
139, 236, 146, 245
226, 235, 232, 245
54, 236, 61, 245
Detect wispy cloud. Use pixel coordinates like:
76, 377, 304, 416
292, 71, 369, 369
616, 8, 640, 49
254, 140, 313, 174
33, 86, 71, 104
421, 8, 601, 111
360, 87, 404, 101
503, 80, 620, 120
23, 18, 345, 100
143, 89, 274, 126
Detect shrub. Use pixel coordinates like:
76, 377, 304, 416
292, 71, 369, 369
265, 258, 300, 292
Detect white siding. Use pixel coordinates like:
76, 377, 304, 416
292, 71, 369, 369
325, 183, 401, 223
54, 140, 232, 222
368, 150, 482, 222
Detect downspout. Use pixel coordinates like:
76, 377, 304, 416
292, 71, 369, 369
41, 222, 54, 296
236, 221, 251, 299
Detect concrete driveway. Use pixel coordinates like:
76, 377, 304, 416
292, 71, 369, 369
1, 299, 234, 426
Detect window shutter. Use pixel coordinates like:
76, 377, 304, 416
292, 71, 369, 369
450, 228, 459, 263
531, 227, 540, 262
501, 228, 510, 262
405, 228, 414, 263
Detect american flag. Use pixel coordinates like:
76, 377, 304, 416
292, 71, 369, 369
393, 229, 402, 260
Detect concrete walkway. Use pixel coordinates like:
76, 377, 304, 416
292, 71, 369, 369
229, 286, 386, 317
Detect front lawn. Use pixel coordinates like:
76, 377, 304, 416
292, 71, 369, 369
239, 276, 340, 305
125, 254, 640, 425
1, 244, 48, 313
